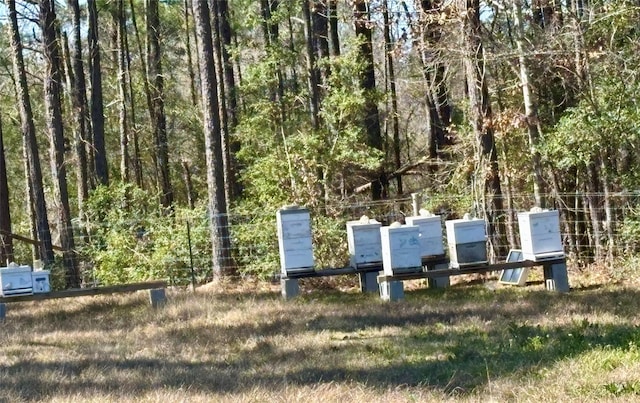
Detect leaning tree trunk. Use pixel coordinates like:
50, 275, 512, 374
0, 114, 13, 264
192, 0, 234, 278
40, 0, 80, 287
8, 0, 55, 266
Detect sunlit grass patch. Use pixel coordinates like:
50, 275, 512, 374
1, 273, 640, 401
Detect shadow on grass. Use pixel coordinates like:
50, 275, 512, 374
5, 293, 153, 331
2, 319, 639, 399
3, 284, 640, 399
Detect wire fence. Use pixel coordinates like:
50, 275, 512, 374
9, 191, 640, 289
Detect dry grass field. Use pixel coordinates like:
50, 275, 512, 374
1, 267, 640, 402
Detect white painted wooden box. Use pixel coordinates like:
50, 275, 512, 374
346, 217, 382, 268
277, 206, 315, 275
404, 215, 444, 258
517, 209, 564, 261
32, 270, 51, 294
0, 265, 33, 297
445, 218, 487, 268
380, 224, 422, 275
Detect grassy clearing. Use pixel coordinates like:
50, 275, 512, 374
1, 270, 640, 402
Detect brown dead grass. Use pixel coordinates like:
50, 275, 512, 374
1, 266, 640, 402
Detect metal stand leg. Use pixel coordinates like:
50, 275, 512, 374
428, 262, 450, 288
281, 278, 300, 299
543, 262, 570, 292
379, 280, 404, 301
359, 271, 380, 293
149, 288, 167, 308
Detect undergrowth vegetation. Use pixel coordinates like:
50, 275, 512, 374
1, 271, 640, 402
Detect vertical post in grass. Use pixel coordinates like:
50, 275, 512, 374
411, 193, 421, 216
187, 220, 196, 292
0, 302, 6, 322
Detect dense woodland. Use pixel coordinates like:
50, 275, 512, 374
0, 0, 639, 287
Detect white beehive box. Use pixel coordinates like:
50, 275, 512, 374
0, 264, 33, 296
404, 215, 445, 258
32, 270, 51, 293
518, 209, 564, 261
380, 224, 422, 275
445, 218, 487, 268
277, 206, 315, 275
347, 217, 382, 268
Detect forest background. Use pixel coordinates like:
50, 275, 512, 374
0, 0, 638, 289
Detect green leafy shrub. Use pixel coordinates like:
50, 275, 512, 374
80, 182, 210, 286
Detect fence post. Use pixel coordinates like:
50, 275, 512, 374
187, 221, 196, 292
411, 193, 422, 216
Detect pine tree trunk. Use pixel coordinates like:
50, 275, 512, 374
302, 0, 320, 130
0, 114, 13, 264
383, 1, 402, 195
513, 0, 546, 208
88, 0, 109, 186
328, 0, 340, 57
67, 0, 90, 219
210, 0, 232, 209
353, 0, 385, 200
8, 0, 55, 266
146, 0, 173, 208
419, 0, 452, 162
40, 0, 80, 287
461, 0, 505, 259
184, 0, 198, 107
217, 0, 241, 199
192, 0, 234, 278
116, 0, 130, 182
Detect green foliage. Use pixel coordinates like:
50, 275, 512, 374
541, 1, 640, 191
231, 40, 385, 277
543, 67, 640, 186
81, 182, 210, 286
620, 204, 640, 254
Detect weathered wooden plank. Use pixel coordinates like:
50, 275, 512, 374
377, 258, 566, 282
282, 264, 383, 279
0, 280, 167, 303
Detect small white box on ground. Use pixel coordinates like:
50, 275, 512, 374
380, 224, 422, 275
277, 206, 315, 276
405, 215, 444, 258
32, 270, 51, 293
0, 264, 34, 296
517, 209, 564, 261
445, 218, 487, 268
347, 217, 382, 268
